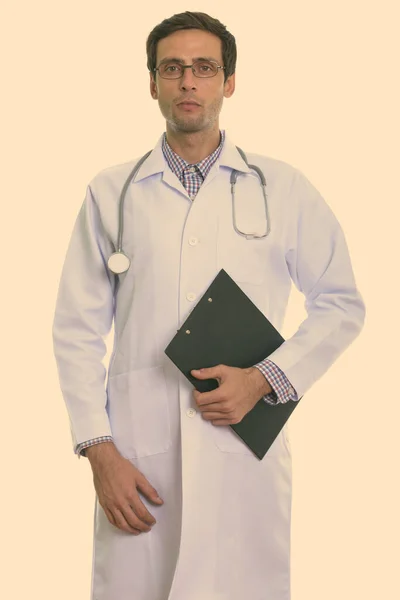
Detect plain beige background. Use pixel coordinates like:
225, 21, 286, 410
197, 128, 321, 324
2, 1, 399, 599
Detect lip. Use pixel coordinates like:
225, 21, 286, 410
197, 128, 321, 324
178, 103, 201, 111
177, 101, 201, 107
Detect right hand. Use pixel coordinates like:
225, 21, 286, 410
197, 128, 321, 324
86, 442, 164, 535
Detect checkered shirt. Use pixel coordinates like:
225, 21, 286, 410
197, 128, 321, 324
75, 131, 298, 457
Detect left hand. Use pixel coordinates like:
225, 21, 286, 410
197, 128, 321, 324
191, 364, 272, 426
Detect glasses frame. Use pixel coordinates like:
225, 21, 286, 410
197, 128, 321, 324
152, 59, 225, 80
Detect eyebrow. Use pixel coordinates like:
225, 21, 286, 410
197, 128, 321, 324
158, 56, 219, 65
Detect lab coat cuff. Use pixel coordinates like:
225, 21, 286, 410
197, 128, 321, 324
75, 435, 114, 458
71, 411, 113, 456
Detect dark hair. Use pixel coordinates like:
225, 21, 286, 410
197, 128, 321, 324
146, 11, 237, 83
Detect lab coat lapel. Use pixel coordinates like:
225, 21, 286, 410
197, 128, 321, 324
201, 130, 252, 189
131, 131, 252, 194
131, 133, 187, 198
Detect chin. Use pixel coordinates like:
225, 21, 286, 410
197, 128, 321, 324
171, 116, 208, 133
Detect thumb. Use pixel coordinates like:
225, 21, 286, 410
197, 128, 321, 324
191, 367, 213, 378
191, 368, 205, 376
191, 366, 222, 380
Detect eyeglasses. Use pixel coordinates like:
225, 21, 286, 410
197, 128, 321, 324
153, 59, 225, 79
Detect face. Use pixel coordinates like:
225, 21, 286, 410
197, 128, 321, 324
150, 29, 235, 134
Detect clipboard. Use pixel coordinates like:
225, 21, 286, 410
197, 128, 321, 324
164, 269, 302, 459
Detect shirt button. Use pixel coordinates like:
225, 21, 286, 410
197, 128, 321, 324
189, 237, 198, 246
187, 408, 197, 418
288, 387, 295, 395
186, 292, 196, 302
188, 167, 196, 173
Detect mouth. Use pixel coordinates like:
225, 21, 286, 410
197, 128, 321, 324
177, 102, 201, 110
178, 102, 200, 112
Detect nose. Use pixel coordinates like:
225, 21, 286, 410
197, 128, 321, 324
179, 67, 198, 91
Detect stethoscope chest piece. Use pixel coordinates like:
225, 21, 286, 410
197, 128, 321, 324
107, 251, 130, 274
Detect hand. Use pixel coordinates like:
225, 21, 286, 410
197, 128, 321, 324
86, 442, 164, 535
191, 364, 272, 426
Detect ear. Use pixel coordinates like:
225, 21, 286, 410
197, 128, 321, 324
150, 72, 158, 99
223, 72, 235, 99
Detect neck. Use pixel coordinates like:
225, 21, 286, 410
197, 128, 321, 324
165, 124, 221, 164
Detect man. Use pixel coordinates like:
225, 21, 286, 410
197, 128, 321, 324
52, 11, 365, 600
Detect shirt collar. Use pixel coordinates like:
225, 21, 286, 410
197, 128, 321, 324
131, 129, 252, 183
162, 130, 225, 180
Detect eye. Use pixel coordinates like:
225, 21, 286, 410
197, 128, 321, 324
194, 61, 217, 75
165, 64, 179, 72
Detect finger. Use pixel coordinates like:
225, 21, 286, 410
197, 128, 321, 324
195, 390, 222, 404
201, 410, 232, 420
211, 419, 234, 426
127, 494, 157, 527
121, 502, 153, 532
135, 472, 164, 508
112, 507, 144, 535
203, 411, 240, 425
198, 401, 232, 413
103, 505, 117, 527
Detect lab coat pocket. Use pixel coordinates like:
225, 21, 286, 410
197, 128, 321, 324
217, 235, 267, 285
107, 366, 171, 459
212, 423, 288, 459
216, 179, 271, 285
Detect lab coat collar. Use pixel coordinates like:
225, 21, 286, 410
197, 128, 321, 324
132, 130, 252, 184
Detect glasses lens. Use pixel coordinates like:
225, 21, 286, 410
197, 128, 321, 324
159, 62, 183, 79
193, 60, 218, 77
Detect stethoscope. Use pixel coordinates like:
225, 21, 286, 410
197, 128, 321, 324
107, 146, 270, 274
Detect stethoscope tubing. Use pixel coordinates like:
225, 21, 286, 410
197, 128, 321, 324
116, 150, 152, 253
108, 146, 269, 274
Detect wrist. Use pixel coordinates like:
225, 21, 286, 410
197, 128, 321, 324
85, 441, 117, 464
247, 367, 273, 396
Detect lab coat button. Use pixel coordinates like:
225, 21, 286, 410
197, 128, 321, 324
189, 237, 198, 246
186, 408, 197, 418
186, 292, 196, 302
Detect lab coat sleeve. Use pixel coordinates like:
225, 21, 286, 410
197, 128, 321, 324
266, 169, 366, 399
52, 184, 116, 452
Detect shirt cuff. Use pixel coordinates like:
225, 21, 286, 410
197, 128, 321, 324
253, 359, 298, 405
75, 436, 114, 458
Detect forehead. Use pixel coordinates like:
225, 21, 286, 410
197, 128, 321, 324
156, 29, 223, 63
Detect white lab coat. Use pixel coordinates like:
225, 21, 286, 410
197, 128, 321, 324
52, 131, 365, 600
